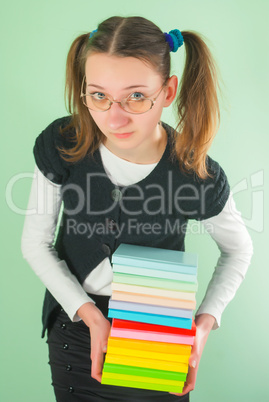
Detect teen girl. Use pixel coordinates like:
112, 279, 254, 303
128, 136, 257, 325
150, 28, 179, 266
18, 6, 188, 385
21, 16, 253, 401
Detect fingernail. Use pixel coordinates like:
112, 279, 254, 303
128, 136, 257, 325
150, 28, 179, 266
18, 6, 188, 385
191, 360, 197, 368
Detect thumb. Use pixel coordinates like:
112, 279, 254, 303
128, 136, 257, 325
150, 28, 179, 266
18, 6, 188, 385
189, 351, 199, 369
189, 358, 197, 368
102, 344, 107, 353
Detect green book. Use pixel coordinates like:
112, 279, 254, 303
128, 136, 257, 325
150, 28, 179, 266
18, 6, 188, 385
103, 363, 187, 382
113, 272, 198, 292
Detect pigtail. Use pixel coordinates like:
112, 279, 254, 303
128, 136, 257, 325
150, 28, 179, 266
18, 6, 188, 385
174, 31, 220, 179
58, 33, 103, 162
65, 33, 88, 114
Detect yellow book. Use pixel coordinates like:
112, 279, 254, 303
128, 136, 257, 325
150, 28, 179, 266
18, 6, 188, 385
102, 371, 185, 387
107, 346, 190, 364
105, 353, 188, 373
107, 337, 191, 355
101, 377, 183, 393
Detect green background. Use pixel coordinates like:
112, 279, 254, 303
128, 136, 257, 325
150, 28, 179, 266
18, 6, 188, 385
1, 0, 268, 400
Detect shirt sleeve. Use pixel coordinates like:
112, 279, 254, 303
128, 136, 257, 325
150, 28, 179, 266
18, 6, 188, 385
199, 155, 231, 220
21, 164, 95, 321
195, 191, 254, 329
33, 116, 71, 185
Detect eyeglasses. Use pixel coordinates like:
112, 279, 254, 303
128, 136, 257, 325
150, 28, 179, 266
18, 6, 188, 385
80, 76, 168, 114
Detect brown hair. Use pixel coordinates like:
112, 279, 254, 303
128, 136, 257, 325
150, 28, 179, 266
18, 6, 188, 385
59, 16, 220, 179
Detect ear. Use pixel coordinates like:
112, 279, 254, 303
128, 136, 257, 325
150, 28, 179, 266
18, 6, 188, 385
163, 75, 178, 107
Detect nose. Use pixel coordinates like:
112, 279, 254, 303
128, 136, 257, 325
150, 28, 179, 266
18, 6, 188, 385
106, 102, 130, 131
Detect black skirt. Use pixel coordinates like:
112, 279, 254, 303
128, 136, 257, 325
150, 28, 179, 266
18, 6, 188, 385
47, 295, 190, 402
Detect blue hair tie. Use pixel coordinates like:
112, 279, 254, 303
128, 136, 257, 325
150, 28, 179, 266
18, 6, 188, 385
89, 29, 98, 39
164, 33, 174, 52
164, 29, 184, 52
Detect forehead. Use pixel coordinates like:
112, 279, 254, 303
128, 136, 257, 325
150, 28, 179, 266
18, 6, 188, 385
85, 53, 161, 89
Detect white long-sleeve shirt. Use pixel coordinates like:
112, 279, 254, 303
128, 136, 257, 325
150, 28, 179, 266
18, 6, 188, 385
21, 143, 253, 330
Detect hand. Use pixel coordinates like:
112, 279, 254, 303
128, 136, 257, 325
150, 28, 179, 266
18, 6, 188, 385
170, 313, 216, 397
77, 302, 111, 382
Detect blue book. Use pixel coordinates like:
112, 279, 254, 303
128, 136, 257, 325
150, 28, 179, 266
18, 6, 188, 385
112, 244, 197, 275
108, 300, 193, 319
108, 309, 193, 329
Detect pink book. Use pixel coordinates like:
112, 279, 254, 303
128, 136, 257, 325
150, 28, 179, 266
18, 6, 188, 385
110, 327, 195, 345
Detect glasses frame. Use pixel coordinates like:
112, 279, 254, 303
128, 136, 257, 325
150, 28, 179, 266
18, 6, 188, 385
80, 75, 168, 114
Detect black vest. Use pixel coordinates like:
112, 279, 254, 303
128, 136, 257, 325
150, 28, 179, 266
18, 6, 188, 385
34, 116, 230, 337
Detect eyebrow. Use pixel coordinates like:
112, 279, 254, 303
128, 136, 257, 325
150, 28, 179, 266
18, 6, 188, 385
87, 84, 148, 90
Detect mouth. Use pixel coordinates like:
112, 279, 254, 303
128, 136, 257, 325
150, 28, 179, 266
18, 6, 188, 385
112, 132, 133, 139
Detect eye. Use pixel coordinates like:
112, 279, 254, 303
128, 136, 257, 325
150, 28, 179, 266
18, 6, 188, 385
90, 92, 107, 100
129, 92, 146, 101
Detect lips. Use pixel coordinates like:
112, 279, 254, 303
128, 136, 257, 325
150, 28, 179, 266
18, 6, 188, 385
112, 132, 133, 139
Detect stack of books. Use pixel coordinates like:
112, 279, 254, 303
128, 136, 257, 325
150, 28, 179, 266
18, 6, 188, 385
101, 243, 198, 393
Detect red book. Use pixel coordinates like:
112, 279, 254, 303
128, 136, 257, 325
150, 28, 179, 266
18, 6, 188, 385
112, 318, 196, 337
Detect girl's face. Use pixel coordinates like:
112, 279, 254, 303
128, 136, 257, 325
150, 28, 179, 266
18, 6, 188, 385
84, 53, 177, 163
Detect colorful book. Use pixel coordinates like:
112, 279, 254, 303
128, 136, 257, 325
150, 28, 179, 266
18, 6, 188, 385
113, 272, 198, 291
106, 346, 190, 363
105, 354, 189, 373
111, 282, 196, 301
112, 318, 197, 336
112, 243, 197, 274
108, 309, 193, 329
108, 300, 193, 319
113, 263, 197, 282
111, 291, 196, 309
110, 319, 196, 344
110, 328, 195, 345
102, 371, 185, 387
101, 375, 184, 393
107, 337, 191, 355
103, 363, 187, 382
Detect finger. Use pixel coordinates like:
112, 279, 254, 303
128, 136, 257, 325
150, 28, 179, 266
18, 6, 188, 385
189, 358, 197, 368
169, 362, 198, 396
91, 359, 102, 382
189, 346, 199, 366
91, 349, 105, 382
91, 364, 102, 382
102, 343, 107, 353
169, 381, 195, 397
181, 366, 197, 393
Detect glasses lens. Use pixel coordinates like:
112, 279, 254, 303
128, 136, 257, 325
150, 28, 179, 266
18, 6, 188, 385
81, 94, 110, 111
124, 99, 153, 114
